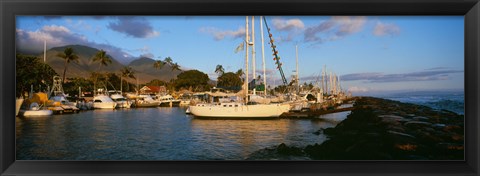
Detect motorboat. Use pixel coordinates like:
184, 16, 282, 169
109, 91, 132, 108
93, 94, 117, 109
179, 100, 191, 107
134, 94, 161, 107
19, 102, 53, 117
76, 97, 93, 110
157, 94, 181, 107
47, 76, 80, 114
48, 94, 80, 113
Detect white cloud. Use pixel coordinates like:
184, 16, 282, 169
16, 25, 136, 64
348, 86, 370, 93
16, 25, 88, 53
373, 22, 400, 36
304, 16, 367, 43
272, 18, 305, 31
200, 27, 245, 41
332, 16, 367, 36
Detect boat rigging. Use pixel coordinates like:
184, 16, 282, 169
262, 16, 288, 86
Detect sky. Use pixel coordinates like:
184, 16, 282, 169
16, 16, 464, 95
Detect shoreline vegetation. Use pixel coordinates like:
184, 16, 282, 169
247, 96, 464, 160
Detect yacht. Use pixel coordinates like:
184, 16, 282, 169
109, 91, 131, 108
93, 94, 117, 109
157, 94, 181, 107
48, 93, 80, 113
47, 76, 80, 114
134, 94, 161, 107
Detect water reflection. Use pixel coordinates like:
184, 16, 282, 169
16, 107, 348, 160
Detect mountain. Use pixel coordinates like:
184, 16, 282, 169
41, 45, 182, 84
128, 57, 183, 82
45, 45, 124, 78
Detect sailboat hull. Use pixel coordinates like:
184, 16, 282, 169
189, 103, 291, 118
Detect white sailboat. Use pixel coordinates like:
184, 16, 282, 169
188, 16, 291, 118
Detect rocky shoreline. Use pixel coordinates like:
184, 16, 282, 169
246, 96, 464, 160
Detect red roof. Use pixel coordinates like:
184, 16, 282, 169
141, 86, 166, 93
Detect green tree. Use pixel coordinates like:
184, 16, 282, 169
56, 47, 79, 84
235, 69, 244, 78
63, 77, 94, 97
92, 49, 112, 93
16, 54, 58, 97
169, 62, 182, 91
175, 70, 210, 91
92, 49, 112, 71
104, 72, 122, 91
217, 72, 243, 91
120, 66, 136, 92
164, 56, 173, 65
152, 60, 167, 88
215, 64, 225, 76
153, 60, 165, 70
146, 79, 167, 87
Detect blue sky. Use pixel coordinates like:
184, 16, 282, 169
16, 16, 464, 95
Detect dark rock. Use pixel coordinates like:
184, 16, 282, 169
248, 97, 464, 160
412, 116, 429, 121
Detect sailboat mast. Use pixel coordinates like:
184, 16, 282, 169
296, 45, 299, 94
260, 16, 267, 95
44, 40, 47, 63
251, 16, 256, 95
245, 16, 250, 103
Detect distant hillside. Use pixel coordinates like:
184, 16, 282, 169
45, 45, 124, 78
128, 57, 182, 82
41, 45, 182, 84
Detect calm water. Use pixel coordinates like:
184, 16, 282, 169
16, 107, 349, 160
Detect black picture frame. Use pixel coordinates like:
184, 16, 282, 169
1, 0, 479, 175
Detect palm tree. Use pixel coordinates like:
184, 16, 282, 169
170, 62, 182, 91
152, 60, 167, 88
236, 69, 244, 83
92, 50, 112, 71
215, 64, 225, 76
164, 57, 173, 65
92, 50, 112, 94
235, 69, 243, 77
153, 60, 165, 70
120, 66, 136, 92
56, 47, 79, 84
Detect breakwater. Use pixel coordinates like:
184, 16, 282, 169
247, 96, 464, 160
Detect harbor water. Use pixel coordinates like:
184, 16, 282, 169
16, 107, 349, 160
